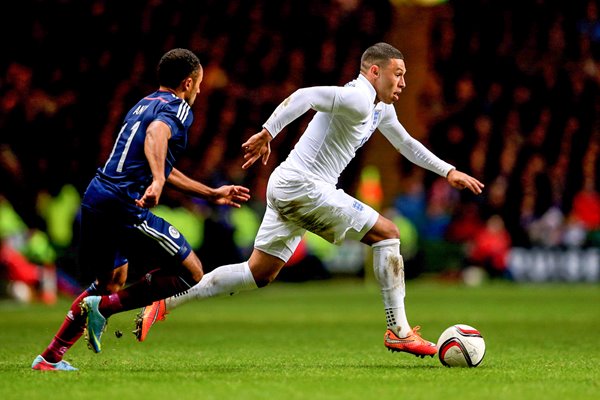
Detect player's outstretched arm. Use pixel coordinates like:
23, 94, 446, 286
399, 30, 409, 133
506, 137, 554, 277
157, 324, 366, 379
166, 168, 251, 208
446, 169, 484, 195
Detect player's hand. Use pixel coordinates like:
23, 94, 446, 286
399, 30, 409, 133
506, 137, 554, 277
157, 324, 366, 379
242, 128, 272, 169
135, 180, 164, 208
212, 185, 251, 208
447, 169, 484, 195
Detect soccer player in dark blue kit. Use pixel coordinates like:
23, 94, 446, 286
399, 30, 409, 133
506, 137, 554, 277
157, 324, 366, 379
32, 48, 250, 370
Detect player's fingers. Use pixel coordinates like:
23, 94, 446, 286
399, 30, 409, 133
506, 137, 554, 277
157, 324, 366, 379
242, 156, 258, 169
241, 138, 253, 149
236, 185, 250, 194
472, 178, 484, 190
467, 179, 483, 194
262, 143, 271, 165
235, 192, 251, 201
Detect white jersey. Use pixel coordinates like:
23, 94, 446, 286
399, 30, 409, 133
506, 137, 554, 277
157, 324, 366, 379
263, 74, 455, 185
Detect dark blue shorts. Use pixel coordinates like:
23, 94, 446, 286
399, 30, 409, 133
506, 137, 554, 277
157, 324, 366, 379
79, 205, 193, 277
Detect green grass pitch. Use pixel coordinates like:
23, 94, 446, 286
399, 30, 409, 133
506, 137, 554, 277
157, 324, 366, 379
1, 279, 598, 399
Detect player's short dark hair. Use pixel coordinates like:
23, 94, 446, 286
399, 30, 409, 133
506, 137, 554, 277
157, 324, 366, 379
360, 42, 404, 72
157, 48, 202, 89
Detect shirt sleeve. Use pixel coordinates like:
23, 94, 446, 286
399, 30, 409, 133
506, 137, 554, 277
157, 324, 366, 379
263, 86, 369, 138
155, 99, 193, 139
378, 106, 455, 177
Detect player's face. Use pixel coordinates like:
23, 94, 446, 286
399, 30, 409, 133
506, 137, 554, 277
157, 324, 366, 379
374, 58, 406, 104
184, 69, 203, 106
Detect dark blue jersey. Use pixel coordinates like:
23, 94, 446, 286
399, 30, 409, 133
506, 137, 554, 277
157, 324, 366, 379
83, 90, 192, 219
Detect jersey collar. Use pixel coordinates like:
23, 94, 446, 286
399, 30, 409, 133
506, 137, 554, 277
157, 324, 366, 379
357, 74, 377, 105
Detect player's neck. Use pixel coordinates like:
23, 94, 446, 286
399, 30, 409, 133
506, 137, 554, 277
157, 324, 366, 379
158, 86, 181, 98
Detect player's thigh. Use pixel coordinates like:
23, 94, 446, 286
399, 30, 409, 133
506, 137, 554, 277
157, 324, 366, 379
128, 212, 195, 269
286, 185, 378, 245
79, 207, 121, 280
254, 202, 305, 263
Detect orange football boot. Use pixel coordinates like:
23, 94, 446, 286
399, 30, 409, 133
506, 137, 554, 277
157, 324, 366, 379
384, 326, 437, 358
133, 299, 167, 342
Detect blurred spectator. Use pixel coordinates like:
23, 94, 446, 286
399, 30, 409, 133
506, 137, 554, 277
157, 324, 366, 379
357, 165, 384, 211
466, 214, 511, 279
571, 177, 600, 232
423, 176, 460, 240
0, 236, 65, 304
446, 202, 484, 245
577, 0, 600, 58
393, 168, 427, 235
527, 206, 565, 247
1, 237, 41, 301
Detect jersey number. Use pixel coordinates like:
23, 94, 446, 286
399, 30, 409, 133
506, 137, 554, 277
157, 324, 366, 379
104, 121, 141, 173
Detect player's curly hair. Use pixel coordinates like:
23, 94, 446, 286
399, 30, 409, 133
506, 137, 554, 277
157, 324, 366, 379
157, 48, 202, 89
360, 42, 404, 73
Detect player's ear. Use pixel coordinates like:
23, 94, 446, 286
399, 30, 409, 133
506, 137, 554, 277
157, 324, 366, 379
371, 64, 380, 78
185, 77, 193, 90
179, 76, 192, 92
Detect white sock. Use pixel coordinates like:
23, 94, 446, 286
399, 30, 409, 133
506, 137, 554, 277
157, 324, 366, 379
165, 261, 258, 310
372, 239, 412, 338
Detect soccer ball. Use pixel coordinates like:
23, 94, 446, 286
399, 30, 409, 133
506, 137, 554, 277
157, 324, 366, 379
437, 324, 486, 367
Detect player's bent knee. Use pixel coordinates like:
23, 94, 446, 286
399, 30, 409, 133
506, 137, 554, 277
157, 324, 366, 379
378, 217, 400, 239
363, 217, 400, 244
106, 282, 125, 293
113, 275, 128, 290
254, 276, 274, 288
248, 251, 285, 288
252, 269, 279, 288
95, 280, 124, 294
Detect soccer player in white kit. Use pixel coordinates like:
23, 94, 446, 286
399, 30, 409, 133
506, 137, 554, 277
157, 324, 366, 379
136, 42, 484, 357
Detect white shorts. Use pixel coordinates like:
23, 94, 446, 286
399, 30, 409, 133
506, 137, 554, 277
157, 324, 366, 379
254, 164, 379, 262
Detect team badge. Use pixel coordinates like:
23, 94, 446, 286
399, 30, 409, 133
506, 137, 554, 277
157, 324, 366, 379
168, 225, 181, 239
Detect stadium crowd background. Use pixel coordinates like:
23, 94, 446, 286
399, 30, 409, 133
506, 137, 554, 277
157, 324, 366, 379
1, 0, 599, 300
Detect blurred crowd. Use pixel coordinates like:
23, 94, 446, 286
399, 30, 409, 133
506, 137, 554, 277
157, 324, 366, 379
411, 0, 600, 278
1, 0, 599, 297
